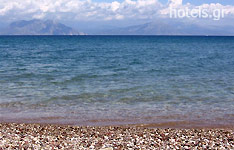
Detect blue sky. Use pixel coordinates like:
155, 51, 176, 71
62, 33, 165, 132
0, 0, 233, 31
93, 0, 234, 5
176, 0, 234, 5
0, 0, 233, 22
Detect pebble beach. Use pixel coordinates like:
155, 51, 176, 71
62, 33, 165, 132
0, 123, 234, 149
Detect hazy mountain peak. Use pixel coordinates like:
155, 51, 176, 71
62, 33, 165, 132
2, 19, 85, 35
100, 19, 234, 35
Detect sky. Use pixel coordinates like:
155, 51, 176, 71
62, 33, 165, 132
93, 0, 234, 5
0, 0, 234, 31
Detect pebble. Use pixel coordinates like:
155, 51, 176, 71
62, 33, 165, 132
0, 123, 234, 149
100, 148, 113, 150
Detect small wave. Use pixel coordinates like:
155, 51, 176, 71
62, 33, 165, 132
0, 101, 25, 108
57, 74, 99, 85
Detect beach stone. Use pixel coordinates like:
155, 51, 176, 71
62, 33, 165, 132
0, 123, 234, 150
99, 147, 113, 150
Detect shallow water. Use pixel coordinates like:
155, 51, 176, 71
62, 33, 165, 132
1, 36, 234, 127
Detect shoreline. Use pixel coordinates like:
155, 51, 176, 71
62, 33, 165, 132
1, 118, 234, 129
1, 123, 234, 149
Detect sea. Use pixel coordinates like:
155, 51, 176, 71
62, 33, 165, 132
1, 36, 234, 127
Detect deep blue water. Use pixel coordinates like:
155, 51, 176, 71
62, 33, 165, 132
1, 36, 234, 126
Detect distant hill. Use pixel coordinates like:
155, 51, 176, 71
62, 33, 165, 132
101, 20, 234, 35
0, 20, 85, 35
2, 19, 234, 36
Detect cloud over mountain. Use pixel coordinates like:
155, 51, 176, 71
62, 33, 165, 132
0, 0, 234, 23
0, 0, 162, 21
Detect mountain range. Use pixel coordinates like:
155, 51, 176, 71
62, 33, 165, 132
1, 19, 234, 36
0, 20, 84, 35
100, 20, 234, 36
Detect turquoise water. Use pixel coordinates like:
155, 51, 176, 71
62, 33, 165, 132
1, 36, 234, 126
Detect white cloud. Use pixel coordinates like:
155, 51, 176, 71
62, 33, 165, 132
111, 1, 120, 12
168, 0, 183, 7
0, 0, 162, 21
0, 0, 233, 22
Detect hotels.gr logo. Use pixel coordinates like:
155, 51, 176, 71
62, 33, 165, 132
170, 6, 226, 21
